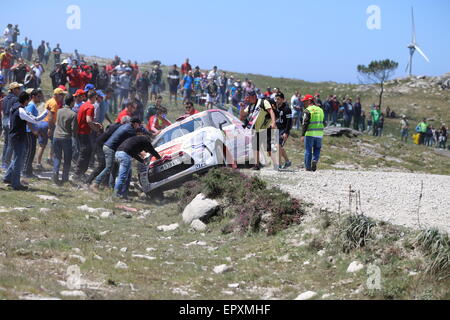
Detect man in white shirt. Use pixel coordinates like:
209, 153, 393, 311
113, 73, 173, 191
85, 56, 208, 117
207, 66, 218, 82
3, 24, 14, 46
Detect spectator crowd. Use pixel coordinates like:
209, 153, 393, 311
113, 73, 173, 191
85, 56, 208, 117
0, 23, 448, 197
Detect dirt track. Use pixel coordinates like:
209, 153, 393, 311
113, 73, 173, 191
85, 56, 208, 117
257, 169, 450, 234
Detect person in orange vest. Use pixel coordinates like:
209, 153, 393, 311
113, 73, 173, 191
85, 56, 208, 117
146, 106, 171, 136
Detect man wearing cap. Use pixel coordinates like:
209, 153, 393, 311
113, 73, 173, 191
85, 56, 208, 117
52, 94, 78, 184
400, 115, 409, 143
3, 91, 48, 190
1, 82, 23, 169
66, 62, 83, 95
75, 90, 103, 179
118, 69, 132, 107
301, 94, 325, 172
94, 90, 113, 125
43, 87, 67, 164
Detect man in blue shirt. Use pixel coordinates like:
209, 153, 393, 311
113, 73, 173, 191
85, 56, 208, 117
23, 89, 42, 177
181, 70, 194, 103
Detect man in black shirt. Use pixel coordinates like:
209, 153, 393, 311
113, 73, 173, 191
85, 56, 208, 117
167, 64, 180, 105
114, 133, 161, 199
274, 92, 293, 170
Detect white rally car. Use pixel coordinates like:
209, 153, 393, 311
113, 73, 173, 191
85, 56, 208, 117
138, 109, 255, 196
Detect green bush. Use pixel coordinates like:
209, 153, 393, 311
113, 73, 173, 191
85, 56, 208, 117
342, 214, 376, 252
177, 168, 305, 235
416, 229, 450, 278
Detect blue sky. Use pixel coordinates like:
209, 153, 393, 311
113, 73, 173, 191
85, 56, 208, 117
1, 0, 449, 83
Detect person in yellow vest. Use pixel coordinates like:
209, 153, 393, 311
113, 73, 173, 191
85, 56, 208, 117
301, 94, 325, 172
416, 118, 428, 145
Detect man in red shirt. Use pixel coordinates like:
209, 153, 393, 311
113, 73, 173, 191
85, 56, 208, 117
181, 58, 192, 76
146, 107, 171, 136
66, 64, 83, 94
0, 48, 13, 84
75, 90, 102, 179
115, 100, 137, 123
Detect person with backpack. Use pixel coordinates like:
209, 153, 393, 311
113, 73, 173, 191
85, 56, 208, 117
239, 91, 277, 171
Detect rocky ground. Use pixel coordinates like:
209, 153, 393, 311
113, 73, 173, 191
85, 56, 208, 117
257, 169, 450, 234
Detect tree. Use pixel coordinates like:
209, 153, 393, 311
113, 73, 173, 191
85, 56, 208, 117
357, 59, 398, 108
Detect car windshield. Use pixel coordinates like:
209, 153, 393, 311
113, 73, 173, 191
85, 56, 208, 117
153, 115, 210, 148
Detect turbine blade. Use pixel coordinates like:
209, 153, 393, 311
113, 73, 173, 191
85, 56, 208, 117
411, 7, 416, 44
414, 45, 430, 62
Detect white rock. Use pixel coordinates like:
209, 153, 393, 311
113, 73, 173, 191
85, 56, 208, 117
157, 223, 179, 232
185, 240, 207, 247
146, 247, 156, 252
37, 195, 59, 201
120, 247, 128, 253
317, 249, 326, 257
222, 290, 234, 295
93, 255, 103, 260
39, 208, 51, 213
72, 248, 81, 254
408, 271, 419, 276
77, 205, 105, 213
69, 255, 86, 264
182, 193, 220, 224
190, 219, 207, 231
213, 264, 232, 274
100, 211, 112, 218
295, 291, 318, 300
322, 293, 333, 299
277, 254, 292, 262
60, 290, 87, 298
99, 230, 110, 236
115, 261, 128, 269
303, 261, 310, 266
347, 261, 364, 273
228, 283, 240, 288
132, 254, 156, 261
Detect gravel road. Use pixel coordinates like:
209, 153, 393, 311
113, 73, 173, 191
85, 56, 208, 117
257, 169, 450, 234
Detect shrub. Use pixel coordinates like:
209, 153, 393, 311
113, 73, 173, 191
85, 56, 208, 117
177, 168, 305, 235
342, 214, 376, 252
416, 229, 450, 278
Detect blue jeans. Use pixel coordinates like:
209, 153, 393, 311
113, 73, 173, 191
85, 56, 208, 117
304, 136, 323, 170
53, 138, 73, 181
94, 145, 115, 185
292, 109, 302, 130
331, 110, 338, 125
1, 119, 13, 168
4, 137, 26, 188
114, 151, 132, 198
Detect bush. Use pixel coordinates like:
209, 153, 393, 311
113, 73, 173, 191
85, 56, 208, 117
342, 214, 376, 252
416, 229, 450, 278
177, 168, 305, 235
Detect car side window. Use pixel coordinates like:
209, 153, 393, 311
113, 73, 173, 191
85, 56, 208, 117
211, 112, 231, 128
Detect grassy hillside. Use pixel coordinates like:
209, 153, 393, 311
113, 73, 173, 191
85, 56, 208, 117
33, 53, 450, 176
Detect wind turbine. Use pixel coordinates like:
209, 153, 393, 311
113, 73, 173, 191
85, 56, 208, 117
406, 7, 430, 76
